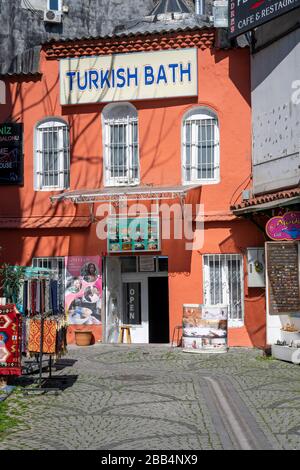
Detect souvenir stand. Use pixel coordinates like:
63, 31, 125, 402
22, 267, 67, 393
0, 266, 67, 395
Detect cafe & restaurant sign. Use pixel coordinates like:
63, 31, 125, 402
229, 0, 300, 38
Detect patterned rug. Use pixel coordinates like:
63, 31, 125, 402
28, 319, 57, 354
0, 305, 22, 376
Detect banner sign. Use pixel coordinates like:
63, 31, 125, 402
60, 48, 198, 105
0, 123, 23, 185
65, 256, 102, 325
182, 304, 228, 353
123, 282, 141, 326
229, 0, 300, 38
108, 217, 160, 253
266, 212, 300, 241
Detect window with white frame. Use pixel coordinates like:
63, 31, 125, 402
203, 254, 244, 326
102, 103, 139, 186
48, 0, 62, 11
182, 108, 220, 184
32, 257, 65, 309
35, 118, 70, 191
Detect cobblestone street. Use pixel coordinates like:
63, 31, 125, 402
0, 345, 300, 450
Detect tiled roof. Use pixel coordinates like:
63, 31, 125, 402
151, 0, 192, 15
44, 29, 215, 59
231, 188, 300, 214
0, 46, 41, 77
44, 16, 211, 45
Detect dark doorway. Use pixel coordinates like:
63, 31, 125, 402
148, 277, 169, 343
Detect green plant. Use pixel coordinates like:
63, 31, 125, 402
0, 401, 21, 436
0, 264, 25, 304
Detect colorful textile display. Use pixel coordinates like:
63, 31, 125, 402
22, 278, 62, 316
28, 318, 67, 356
0, 304, 22, 376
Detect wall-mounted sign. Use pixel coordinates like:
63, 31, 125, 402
60, 48, 198, 105
266, 242, 300, 316
182, 304, 228, 354
108, 217, 160, 254
266, 212, 300, 241
229, 0, 300, 38
123, 282, 141, 326
0, 123, 23, 185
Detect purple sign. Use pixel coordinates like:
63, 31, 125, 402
266, 212, 300, 241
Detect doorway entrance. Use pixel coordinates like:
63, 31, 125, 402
105, 256, 169, 344
148, 277, 169, 343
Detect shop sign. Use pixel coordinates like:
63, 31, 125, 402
229, 0, 300, 38
0, 123, 23, 185
123, 282, 141, 326
266, 242, 300, 316
108, 217, 160, 254
60, 48, 198, 105
266, 211, 300, 241
182, 304, 228, 353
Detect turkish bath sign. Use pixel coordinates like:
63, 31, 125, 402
229, 0, 300, 38
266, 212, 300, 241
60, 48, 198, 105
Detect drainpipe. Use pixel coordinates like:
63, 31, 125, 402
195, 0, 205, 15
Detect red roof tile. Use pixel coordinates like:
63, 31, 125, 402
231, 188, 300, 211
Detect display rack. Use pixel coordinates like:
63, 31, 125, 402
21, 267, 63, 395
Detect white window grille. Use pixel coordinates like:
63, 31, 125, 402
203, 254, 244, 327
32, 257, 65, 309
182, 108, 220, 184
35, 118, 70, 191
103, 103, 139, 187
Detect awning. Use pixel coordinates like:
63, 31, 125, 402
231, 188, 300, 216
232, 196, 300, 215
51, 184, 201, 204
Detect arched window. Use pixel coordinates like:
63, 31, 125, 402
182, 107, 220, 184
102, 103, 139, 187
34, 118, 70, 191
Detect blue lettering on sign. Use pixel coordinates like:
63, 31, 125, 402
116, 68, 126, 88
127, 67, 138, 87
100, 69, 111, 88
180, 63, 191, 82
157, 65, 167, 84
66, 71, 76, 92
144, 66, 154, 85
77, 71, 88, 90
168, 64, 179, 83
89, 70, 99, 90
65, 61, 193, 93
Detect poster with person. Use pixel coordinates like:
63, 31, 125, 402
65, 257, 102, 326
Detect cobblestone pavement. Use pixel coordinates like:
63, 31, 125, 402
0, 345, 300, 450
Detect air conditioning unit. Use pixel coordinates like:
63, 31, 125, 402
44, 10, 62, 23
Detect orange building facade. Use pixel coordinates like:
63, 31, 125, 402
0, 27, 267, 348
